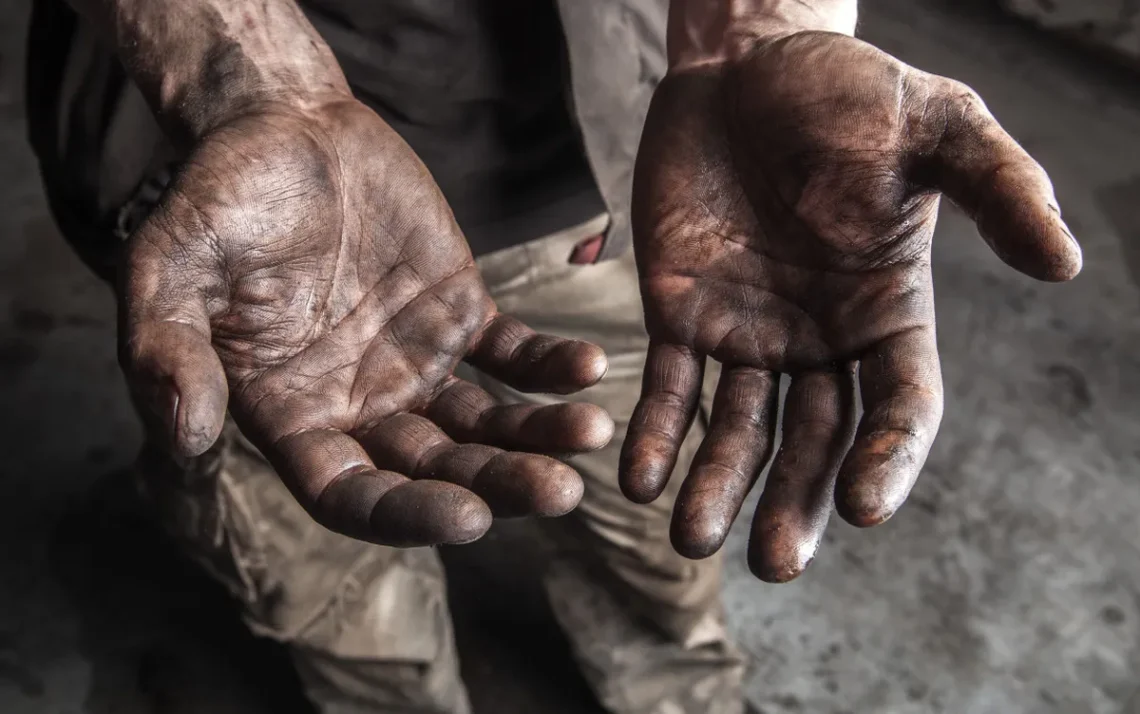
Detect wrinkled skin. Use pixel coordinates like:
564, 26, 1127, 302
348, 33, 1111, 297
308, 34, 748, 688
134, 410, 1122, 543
123, 98, 615, 547
622, 32, 1082, 581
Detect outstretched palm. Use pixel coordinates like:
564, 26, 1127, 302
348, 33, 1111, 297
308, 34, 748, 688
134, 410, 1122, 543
623, 33, 1081, 581
124, 98, 614, 547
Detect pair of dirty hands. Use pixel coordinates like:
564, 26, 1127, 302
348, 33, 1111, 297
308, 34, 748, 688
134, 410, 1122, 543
124, 32, 1080, 582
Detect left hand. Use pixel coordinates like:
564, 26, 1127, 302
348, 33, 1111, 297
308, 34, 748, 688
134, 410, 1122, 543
622, 30, 1082, 582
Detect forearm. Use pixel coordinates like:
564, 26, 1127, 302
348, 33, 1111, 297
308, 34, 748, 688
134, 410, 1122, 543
668, 0, 858, 69
67, 0, 350, 142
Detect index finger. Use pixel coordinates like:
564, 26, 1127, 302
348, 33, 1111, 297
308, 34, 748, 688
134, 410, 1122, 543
834, 326, 944, 528
619, 342, 705, 504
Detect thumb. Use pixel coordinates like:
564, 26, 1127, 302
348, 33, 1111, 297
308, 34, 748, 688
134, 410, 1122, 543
119, 219, 228, 458
923, 80, 1082, 282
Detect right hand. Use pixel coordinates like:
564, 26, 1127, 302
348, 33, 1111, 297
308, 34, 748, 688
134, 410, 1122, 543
123, 96, 615, 547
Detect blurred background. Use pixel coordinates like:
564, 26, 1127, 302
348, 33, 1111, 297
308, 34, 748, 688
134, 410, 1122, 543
1, 0, 1138, 712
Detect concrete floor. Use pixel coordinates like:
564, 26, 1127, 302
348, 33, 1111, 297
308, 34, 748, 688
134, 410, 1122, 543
1, 1, 1139, 713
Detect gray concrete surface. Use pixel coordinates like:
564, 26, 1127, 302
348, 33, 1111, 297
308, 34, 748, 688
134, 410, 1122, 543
1, 1, 1139, 713
1000, 0, 1140, 70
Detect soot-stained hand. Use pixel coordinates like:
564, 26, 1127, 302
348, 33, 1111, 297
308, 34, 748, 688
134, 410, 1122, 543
624, 31, 1082, 581
122, 98, 614, 547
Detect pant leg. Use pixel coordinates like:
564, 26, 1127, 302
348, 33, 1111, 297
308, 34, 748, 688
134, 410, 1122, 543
133, 421, 471, 714
472, 216, 747, 714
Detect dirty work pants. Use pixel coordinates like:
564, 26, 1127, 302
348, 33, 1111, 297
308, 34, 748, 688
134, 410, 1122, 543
134, 215, 746, 714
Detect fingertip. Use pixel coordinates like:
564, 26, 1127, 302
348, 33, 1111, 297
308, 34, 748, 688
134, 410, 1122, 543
618, 450, 671, 505
475, 454, 584, 518
621, 481, 661, 505
992, 227, 1083, 283
749, 502, 824, 582
670, 520, 728, 561
578, 342, 610, 387
747, 515, 824, 583
668, 473, 737, 560
748, 543, 815, 584
835, 500, 896, 529
1045, 205, 1084, 272
1041, 224, 1083, 283
549, 340, 609, 394
172, 413, 225, 458
535, 461, 585, 517
1037, 259, 1082, 284
371, 480, 492, 546
963, 169, 1084, 284
172, 383, 228, 458
1056, 251, 1083, 283
835, 435, 930, 529
834, 506, 893, 529
619, 430, 683, 504
620, 472, 665, 504
834, 467, 904, 529
562, 403, 615, 452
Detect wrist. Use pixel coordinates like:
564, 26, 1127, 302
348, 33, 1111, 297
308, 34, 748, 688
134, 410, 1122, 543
667, 0, 858, 70
75, 0, 351, 142
153, 69, 352, 144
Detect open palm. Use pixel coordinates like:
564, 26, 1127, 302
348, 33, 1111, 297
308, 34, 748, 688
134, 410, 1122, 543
623, 32, 1082, 581
124, 98, 614, 547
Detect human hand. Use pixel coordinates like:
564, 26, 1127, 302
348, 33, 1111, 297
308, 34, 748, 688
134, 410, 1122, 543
624, 29, 1081, 581
123, 97, 614, 547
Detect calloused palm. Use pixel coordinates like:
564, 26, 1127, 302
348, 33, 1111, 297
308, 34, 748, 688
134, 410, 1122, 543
123, 98, 614, 547
622, 33, 1081, 581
